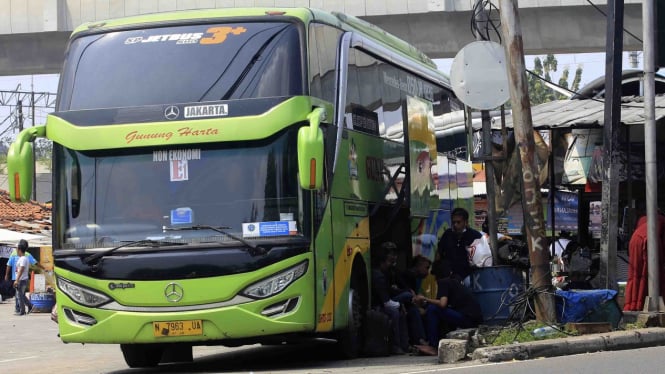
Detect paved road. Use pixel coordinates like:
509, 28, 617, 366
1, 298, 123, 373
6, 298, 663, 374
0, 298, 461, 373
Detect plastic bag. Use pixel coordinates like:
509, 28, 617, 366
466, 235, 493, 267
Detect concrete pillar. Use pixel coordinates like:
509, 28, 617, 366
43, 0, 63, 31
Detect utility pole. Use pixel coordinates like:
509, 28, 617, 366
473, 0, 500, 260
599, 0, 623, 291
17, 99, 24, 131
32, 91, 37, 202
482, 109, 500, 262
499, 0, 555, 322
642, 0, 664, 312
628, 51, 639, 68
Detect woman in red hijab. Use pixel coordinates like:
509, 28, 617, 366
623, 211, 665, 311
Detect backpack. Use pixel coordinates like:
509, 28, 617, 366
362, 309, 393, 357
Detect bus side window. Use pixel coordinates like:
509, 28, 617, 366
308, 23, 342, 104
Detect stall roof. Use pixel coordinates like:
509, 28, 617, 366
479, 95, 665, 130
0, 228, 46, 243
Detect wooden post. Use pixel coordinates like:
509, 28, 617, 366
599, 0, 623, 292
499, 0, 555, 322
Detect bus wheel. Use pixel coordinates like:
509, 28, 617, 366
336, 287, 364, 358
120, 343, 163, 368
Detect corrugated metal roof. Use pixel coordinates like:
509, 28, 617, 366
479, 95, 665, 130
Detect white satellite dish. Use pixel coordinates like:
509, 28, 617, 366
450, 41, 510, 110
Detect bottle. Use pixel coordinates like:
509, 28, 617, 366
532, 326, 557, 338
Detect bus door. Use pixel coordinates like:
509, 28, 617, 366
332, 200, 369, 330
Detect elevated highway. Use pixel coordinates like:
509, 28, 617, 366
0, 0, 645, 76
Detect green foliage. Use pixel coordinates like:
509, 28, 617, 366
527, 54, 584, 105
623, 321, 646, 330
489, 321, 572, 346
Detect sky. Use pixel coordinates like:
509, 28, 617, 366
0, 51, 659, 142
0, 74, 59, 140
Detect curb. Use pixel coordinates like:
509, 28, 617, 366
471, 328, 665, 362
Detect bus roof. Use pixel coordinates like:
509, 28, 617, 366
72, 7, 443, 80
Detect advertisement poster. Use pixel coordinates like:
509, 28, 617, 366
589, 201, 602, 238
474, 190, 579, 235
407, 96, 435, 217
545, 190, 579, 231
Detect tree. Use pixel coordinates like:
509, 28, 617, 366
34, 138, 52, 170
527, 54, 583, 105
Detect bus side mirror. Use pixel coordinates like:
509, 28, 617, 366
298, 108, 324, 190
7, 126, 46, 202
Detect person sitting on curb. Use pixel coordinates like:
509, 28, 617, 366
396, 254, 430, 347
371, 242, 411, 354
413, 260, 483, 356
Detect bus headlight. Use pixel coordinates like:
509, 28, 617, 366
241, 261, 308, 299
57, 277, 112, 307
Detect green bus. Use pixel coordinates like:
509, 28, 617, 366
7, 7, 470, 367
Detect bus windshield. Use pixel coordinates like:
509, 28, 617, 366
54, 129, 305, 249
58, 21, 304, 110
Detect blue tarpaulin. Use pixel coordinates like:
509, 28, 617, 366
555, 289, 621, 328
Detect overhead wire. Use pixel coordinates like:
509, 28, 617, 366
470, 0, 502, 43
526, 69, 665, 109
585, 0, 643, 44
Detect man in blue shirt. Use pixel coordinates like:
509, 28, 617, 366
4, 240, 43, 314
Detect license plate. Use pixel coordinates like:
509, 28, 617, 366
153, 320, 203, 337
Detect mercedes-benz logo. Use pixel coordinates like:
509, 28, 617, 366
164, 282, 184, 302
164, 105, 180, 120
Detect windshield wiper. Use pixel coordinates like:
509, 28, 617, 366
83, 239, 186, 266
197, 25, 286, 102
162, 225, 267, 256
219, 29, 282, 100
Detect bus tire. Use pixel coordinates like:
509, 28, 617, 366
337, 269, 367, 358
120, 343, 163, 368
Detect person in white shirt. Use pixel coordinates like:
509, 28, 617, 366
13, 242, 34, 316
550, 232, 573, 289
4, 239, 42, 314
550, 231, 573, 259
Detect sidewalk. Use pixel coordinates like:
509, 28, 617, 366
470, 326, 665, 362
